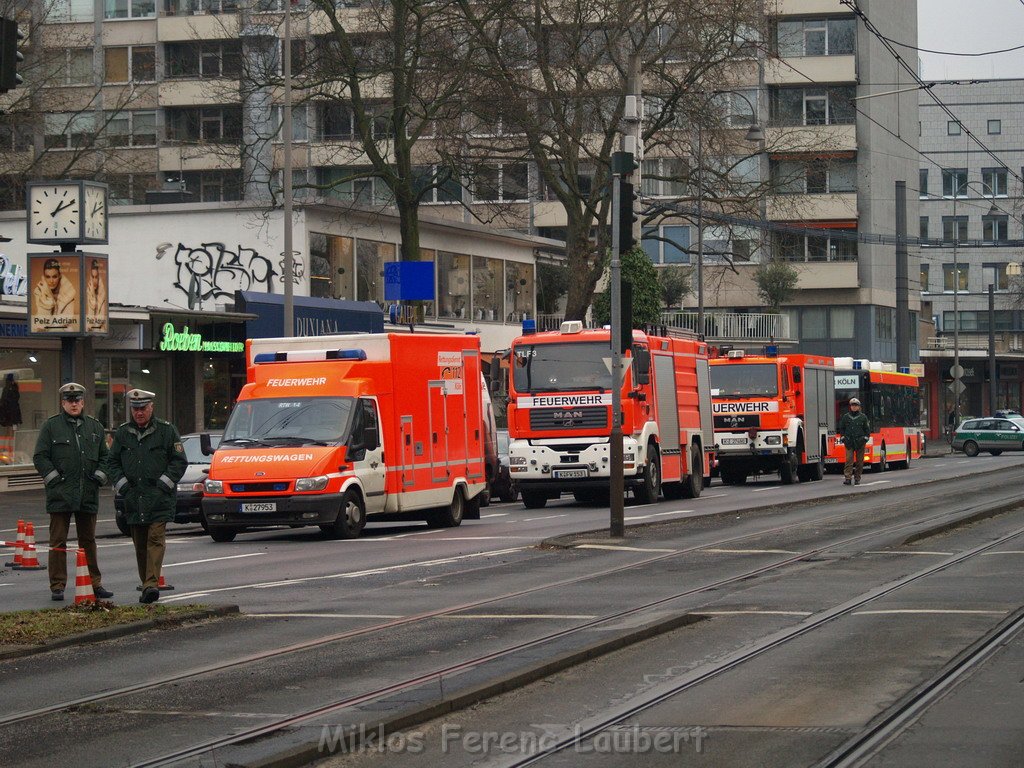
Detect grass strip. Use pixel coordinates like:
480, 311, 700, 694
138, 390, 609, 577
0, 602, 210, 646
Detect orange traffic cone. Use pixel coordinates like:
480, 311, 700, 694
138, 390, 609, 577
5, 520, 24, 567
15, 523, 45, 570
73, 548, 95, 605
137, 574, 174, 591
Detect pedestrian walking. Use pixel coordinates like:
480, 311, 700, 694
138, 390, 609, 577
32, 382, 112, 601
104, 389, 187, 604
839, 397, 871, 486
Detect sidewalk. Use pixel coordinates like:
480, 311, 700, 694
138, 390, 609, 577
924, 440, 954, 458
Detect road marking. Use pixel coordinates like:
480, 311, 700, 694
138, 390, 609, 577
933, 463, 948, 467
865, 551, 954, 556
442, 613, 597, 620
752, 486, 784, 493
577, 544, 677, 553
853, 609, 1007, 616
982, 550, 1024, 555
624, 510, 692, 521
693, 610, 813, 617
522, 515, 567, 522
703, 548, 798, 555
429, 536, 539, 541
481, 513, 510, 518
247, 618, 403, 622
857, 480, 891, 487
164, 553, 266, 569
1, 518, 118, 534
0, 583, 13, 587
702, 493, 729, 499
160, 547, 527, 602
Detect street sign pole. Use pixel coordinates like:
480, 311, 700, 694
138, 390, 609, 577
609, 175, 624, 538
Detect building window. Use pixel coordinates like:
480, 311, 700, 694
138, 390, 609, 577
505, 260, 534, 322
982, 215, 1008, 242
49, 0, 94, 21
106, 110, 157, 147
875, 307, 895, 340
107, 174, 161, 205
318, 167, 392, 206
981, 167, 1008, 197
770, 157, 856, 194
941, 168, 967, 198
982, 263, 1009, 290
0, 122, 33, 152
104, 0, 155, 19
947, 121, 961, 136
438, 251, 470, 319
942, 216, 968, 242
769, 86, 856, 127
471, 164, 529, 202
775, 230, 857, 262
942, 264, 969, 292
308, 232, 354, 300
642, 224, 692, 264
472, 256, 504, 322
988, 119, 1001, 135
943, 310, 1016, 332
356, 239, 396, 306
831, 307, 855, 338
56, 49, 93, 86
413, 166, 462, 204
166, 107, 243, 143
104, 46, 156, 84
802, 307, 827, 339
919, 168, 928, 198
271, 105, 308, 142
44, 112, 98, 150
776, 17, 855, 57
640, 157, 689, 198
175, 171, 242, 202
166, 41, 242, 79
919, 216, 928, 241
920, 262, 929, 292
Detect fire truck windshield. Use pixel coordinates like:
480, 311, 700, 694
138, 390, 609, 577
512, 342, 612, 394
222, 397, 355, 446
711, 363, 778, 398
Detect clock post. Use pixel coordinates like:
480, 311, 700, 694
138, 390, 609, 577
24, 180, 109, 392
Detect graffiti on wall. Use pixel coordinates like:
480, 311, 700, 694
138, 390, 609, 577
0, 254, 27, 297
156, 242, 304, 303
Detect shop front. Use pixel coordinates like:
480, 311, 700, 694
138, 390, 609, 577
921, 353, 1024, 441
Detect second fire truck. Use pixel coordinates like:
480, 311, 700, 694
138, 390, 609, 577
506, 322, 714, 508
709, 349, 835, 485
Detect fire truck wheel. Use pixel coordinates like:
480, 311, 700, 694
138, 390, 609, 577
427, 488, 465, 527
679, 445, 703, 499
208, 527, 238, 543
325, 490, 367, 539
521, 489, 548, 509
779, 450, 799, 484
634, 446, 661, 504
872, 445, 887, 472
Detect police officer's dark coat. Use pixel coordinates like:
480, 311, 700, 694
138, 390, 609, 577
105, 418, 188, 525
33, 412, 109, 514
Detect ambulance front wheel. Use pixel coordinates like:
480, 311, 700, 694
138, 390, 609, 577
427, 488, 465, 528
323, 489, 367, 539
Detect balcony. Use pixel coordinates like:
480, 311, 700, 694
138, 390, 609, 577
926, 334, 1024, 354
535, 312, 794, 345
765, 124, 857, 153
774, 0, 848, 14
767, 192, 857, 221
765, 55, 856, 86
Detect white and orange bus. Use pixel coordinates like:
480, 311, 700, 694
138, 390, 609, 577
826, 360, 924, 472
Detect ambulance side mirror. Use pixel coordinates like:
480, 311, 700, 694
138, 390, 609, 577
362, 426, 379, 451
200, 432, 214, 456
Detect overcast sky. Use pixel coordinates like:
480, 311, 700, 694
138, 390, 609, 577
918, 0, 1024, 79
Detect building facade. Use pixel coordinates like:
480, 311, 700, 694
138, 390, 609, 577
918, 78, 1024, 440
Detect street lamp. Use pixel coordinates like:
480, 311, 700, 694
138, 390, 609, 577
694, 91, 764, 337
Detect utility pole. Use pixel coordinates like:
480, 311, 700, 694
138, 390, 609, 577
282, 0, 295, 336
989, 283, 997, 413
609, 53, 642, 539
895, 181, 909, 369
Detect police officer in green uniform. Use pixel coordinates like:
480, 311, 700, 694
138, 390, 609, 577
33, 382, 113, 601
105, 389, 187, 603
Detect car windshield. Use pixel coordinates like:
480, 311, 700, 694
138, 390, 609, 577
182, 435, 219, 464
222, 397, 355, 445
711, 363, 778, 398
511, 342, 613, 394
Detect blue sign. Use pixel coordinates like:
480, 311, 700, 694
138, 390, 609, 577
384, 261, 435, 301
236, 291, 384, 339
0, 320, 29, 337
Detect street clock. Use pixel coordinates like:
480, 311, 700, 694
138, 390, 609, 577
26, 180, 109, 245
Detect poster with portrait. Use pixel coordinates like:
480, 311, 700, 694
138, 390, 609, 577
28, 253, 81, 334
83, 255, 109, 335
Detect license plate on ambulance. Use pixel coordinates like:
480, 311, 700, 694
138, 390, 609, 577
240, 502, 277, 513
553, 469, 589, 479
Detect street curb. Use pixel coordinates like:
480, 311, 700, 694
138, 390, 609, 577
0, 605, 239, 661
901, 500, 1024, 546
222, 612, 708, 768
539, 462, 1010, 550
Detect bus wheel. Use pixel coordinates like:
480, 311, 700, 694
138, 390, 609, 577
680, 445, 704, 499
872, 445, 887, 472
779, 450, 799, 484
634, 445, 661, 504
897, 441, 912, 469
427, 488, 465, 528
325, 489, 366, 539
521, 489, 548, 509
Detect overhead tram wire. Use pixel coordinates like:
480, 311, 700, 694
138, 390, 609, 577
841, 0, 1024, 188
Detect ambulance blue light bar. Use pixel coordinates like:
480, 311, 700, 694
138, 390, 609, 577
253, 349, 368, 364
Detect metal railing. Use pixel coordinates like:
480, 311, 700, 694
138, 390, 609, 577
928, 334, 1024, 353
534, 312, 792, 343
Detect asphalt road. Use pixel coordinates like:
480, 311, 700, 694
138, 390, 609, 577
0, 454, 1022, 767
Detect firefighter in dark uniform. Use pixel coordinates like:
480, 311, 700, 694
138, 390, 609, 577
105, 389, 187, 603
33, 382, 112, 601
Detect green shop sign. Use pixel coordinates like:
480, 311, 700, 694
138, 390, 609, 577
158, 322, 243, 353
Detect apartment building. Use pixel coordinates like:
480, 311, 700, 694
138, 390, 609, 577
918, 78, 1024, 437
0, 0, 918, 357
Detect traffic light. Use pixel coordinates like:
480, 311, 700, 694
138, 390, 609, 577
617, 179, 638, 253
0, 17, 24, 95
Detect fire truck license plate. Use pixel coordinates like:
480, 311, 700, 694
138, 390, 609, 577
721, 437, 748, 445
241, 502, 277, 513
553, 469, 589, 479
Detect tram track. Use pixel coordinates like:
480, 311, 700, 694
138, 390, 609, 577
109, 488, 1024, 766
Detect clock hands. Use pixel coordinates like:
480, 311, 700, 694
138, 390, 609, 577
51, 200, 76, 217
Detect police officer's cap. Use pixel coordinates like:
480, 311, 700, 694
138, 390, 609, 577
849, 397, 861, 406
59, 382, 86, 401
127, 388, 156, 408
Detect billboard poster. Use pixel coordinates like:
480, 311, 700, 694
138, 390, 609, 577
84, 256, 109, 334
29, 253, 81, 334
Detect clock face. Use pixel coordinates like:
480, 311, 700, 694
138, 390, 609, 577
28, 183, 82, 242
84, 185, 107, 241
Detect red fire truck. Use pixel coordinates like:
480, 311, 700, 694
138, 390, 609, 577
826, 359, 924, 471
201, 333, 488, 541
506, 322, 714, 508
709, 350, 835, 485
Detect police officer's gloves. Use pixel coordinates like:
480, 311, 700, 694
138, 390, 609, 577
93, 469, 108, 486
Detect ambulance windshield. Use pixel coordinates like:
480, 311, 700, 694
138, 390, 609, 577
222, 397, 355, 445
512, 342, 612, 394
711, 364, 778, 398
